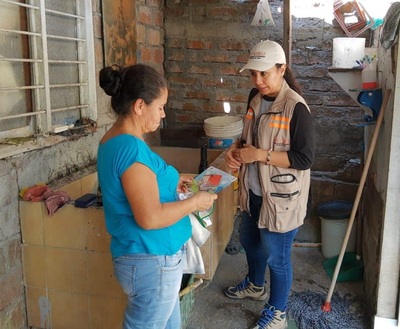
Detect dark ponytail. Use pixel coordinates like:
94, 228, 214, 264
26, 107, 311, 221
99, 64, 167, 116
276, 64, 302, 96
99, 64, 123, 97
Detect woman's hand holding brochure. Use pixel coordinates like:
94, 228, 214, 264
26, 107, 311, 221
177, 167, 237, 227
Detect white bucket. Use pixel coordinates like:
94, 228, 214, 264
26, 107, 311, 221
204, 116, 243, 149
332, 37, 365, 68
318, 201, 357, 259
320, 217, 357, 259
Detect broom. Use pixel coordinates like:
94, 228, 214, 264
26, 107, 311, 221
322, 88, 391, 312
287, 89, 391, 329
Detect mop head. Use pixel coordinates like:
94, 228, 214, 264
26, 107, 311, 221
287, 290, 369, 329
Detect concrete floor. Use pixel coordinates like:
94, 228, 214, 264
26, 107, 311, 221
186, 246, 369, 329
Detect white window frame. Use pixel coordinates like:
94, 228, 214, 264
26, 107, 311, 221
0, 0, 97, 140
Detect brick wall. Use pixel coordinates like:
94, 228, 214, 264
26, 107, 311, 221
137, 0, 165, 73
163, 0, 369, 241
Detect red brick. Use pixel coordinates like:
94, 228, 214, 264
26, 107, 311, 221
193, 7, 206, 17
148, 28, 161, 45
176, 114, 198, 123
188, 66, 213, 75
147, 0, 163, 7
203, 54, 230, 63
166, 62, 182, 73
203, 103, 223, 113
187, 40, 212, 50
201, 78, 234, 88
166, 38, 182, 48
139, 46, 152, 62
190, 0, 218, 4
221, 40, 250, 51
182, 103, 198, 111
137, 25, 146, 43
237, 81, 254, 89
164, 7, 185, 17
167, 51, 186, 61
236, 53, 250, 64
207, 6, 239, 17
185, 91, 210, 99
229, 95, 248, 103
153, 47, 164, 64
95, 43, 105, 65
138, 6, 152, 25
168, 76, 197, 85
219, 65, 240, 76
154, 11, 163, 27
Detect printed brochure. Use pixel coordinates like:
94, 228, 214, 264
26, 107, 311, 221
186, 166, 237, 194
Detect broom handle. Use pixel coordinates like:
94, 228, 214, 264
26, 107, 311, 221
324, 89, 391, 305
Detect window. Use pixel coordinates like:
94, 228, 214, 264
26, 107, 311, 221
0, 0, 97, 139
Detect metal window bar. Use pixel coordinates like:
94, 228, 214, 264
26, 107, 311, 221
39, 0, 53, 132
1, 0, 38, 10
51, 105, 89, 113
0, 28, 41, 37
1, 111, 46, 121
0, 0, 96, 136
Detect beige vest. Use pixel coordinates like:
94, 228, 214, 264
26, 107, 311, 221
239, 81, 311, 232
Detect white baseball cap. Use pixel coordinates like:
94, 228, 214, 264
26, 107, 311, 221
239, 40, 286, 73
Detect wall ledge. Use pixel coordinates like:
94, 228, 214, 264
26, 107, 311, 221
0, 128, 98, 160
374, 316, 397, 328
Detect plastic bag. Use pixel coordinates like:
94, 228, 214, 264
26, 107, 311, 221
251, 0, 275, 27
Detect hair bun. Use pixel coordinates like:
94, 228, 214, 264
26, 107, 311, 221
99, 65, 122, 97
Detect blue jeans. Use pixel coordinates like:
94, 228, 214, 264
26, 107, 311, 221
113, 248, 184, 329
239, 190, 298, 311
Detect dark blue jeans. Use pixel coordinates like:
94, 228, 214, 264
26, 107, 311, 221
239, 190, 298, 311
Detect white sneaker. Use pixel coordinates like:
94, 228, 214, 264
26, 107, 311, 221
251, 304, 288, 329
224, 277, 268, 301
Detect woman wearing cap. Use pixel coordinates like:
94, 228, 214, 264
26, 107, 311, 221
224, 40, 315, 329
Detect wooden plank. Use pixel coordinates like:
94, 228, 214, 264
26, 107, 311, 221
283, 0, 292, 65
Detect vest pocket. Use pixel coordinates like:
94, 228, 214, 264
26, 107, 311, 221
271, 198, 301, 231
269, 173, 301, 231
269, 173, 299, 197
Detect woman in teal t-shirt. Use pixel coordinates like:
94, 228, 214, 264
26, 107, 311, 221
97, 64, 217, 329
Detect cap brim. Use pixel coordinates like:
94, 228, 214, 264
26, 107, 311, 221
239, 61, 276, 73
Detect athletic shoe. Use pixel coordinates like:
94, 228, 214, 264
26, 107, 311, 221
250, 304, 288, 329
224, 277, 267, 301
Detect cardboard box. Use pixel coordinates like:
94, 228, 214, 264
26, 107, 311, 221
20, 147, 235, 328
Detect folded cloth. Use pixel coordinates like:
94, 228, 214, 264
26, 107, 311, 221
381, 2, 400, 50
20, 184, 71, 215
20, 184, 50, 201
43, 190, 71, 216
183, 213, 211, 274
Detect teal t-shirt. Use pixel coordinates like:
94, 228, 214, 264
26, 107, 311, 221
97, 134, 191, 258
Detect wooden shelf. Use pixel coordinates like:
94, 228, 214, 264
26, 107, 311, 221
328, 67, 363, 73
327, 68, 382, 127
328, 67, 363, 103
